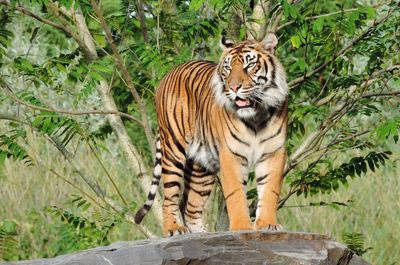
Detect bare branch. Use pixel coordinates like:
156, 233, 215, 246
0, 1, 67, 33
362, 90, 400, 98
135, 0, 149, 41
300, 130, 371, 163
0, 113, 29, 125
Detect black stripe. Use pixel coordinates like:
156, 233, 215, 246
256, 144, 285, 164
260, 124, 283, 143
148, 192, 156, 200
166, 125, 186, 155
162, 168, 183, 178
226, 144, 248, 164
268, 56, 276, 80
256, 173, 269, 183
151, 178, 160, 185
164, 181, 181, 189
185, 209, 203, 215
224, 188, 239, 201
228, 126, 250, 146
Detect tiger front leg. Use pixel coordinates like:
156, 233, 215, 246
219, 147, 252, 231
254, 147, 286, 231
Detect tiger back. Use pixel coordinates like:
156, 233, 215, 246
135, 33, 288, 237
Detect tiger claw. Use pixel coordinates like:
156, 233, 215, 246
261, 224, 284, 231
166, 225, 190, 237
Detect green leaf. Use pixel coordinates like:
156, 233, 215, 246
290, 35, 301, 48
189, 0, 206, 11
89, 71, 103, 81
2, 220, 18, 235
313, 17, 325, 33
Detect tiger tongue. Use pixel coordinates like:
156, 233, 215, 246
235, 98, 251, 107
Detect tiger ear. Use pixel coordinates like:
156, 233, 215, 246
220, 35, 235, 49
261, 32, 278, 54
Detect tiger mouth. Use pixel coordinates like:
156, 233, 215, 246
234, 97, 255, 109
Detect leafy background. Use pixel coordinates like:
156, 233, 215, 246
0, 0, 399, 264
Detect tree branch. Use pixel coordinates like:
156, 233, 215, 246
47, 1, 97, 62
0, 2, 67, 33
1, 0, 164, 228
288, 8, 395, 89
362, 90, 400, 98
44, 135, 156, 238
287, 64, 397, 173
89, 0, 155, 157
135, 0, 149, 41
0, 78, 143, 125
250, 0, 270, 40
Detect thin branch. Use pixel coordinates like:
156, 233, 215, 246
135, 0, 149, 41
288, 8, 395, 89
89, 0, 155, 157
298, 130, 371, 164
0, 113, 29, 125
287, 63, 397, 173
362, 90, 400, 98
278, 9, 356, 31
278, 1, 391, 31
35, 156, 108, 211
1, 111, 156, 238
0, 2, 67, 33
88, 142, 129, 206
0, 1, 97, 62
47, 1, 97, 62
0, 78, 143, 124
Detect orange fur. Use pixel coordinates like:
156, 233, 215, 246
135, 35, 288, 236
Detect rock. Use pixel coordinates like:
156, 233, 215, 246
2, 231, 370, 265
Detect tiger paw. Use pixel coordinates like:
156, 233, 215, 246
163, 224, 190, 237
255, 223, 284, 231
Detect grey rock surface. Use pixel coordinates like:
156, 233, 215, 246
2, 231, 370, 265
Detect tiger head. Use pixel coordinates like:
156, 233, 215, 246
211, 33, 288, 119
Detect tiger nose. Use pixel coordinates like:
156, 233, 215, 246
230, 84, 241, 93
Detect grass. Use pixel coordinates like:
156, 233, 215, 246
0, 131, 399, 264
279, 158, 400, 265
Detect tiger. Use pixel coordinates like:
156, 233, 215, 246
134, 32, 288, 237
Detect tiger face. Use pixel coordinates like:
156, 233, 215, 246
212, 33, 288, 119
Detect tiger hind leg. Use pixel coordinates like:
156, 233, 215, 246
182, 159, 215, 233
161, 152, 190, 236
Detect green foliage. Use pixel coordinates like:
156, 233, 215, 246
375, 116, 400, 143
0, 0, 399, 263
342, 232, 372, 256
291, 151, 391, 197
0, 7, 13, 63
0, 220, 19, 261
45, 196, 121, 255
0, 129, 30, 165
